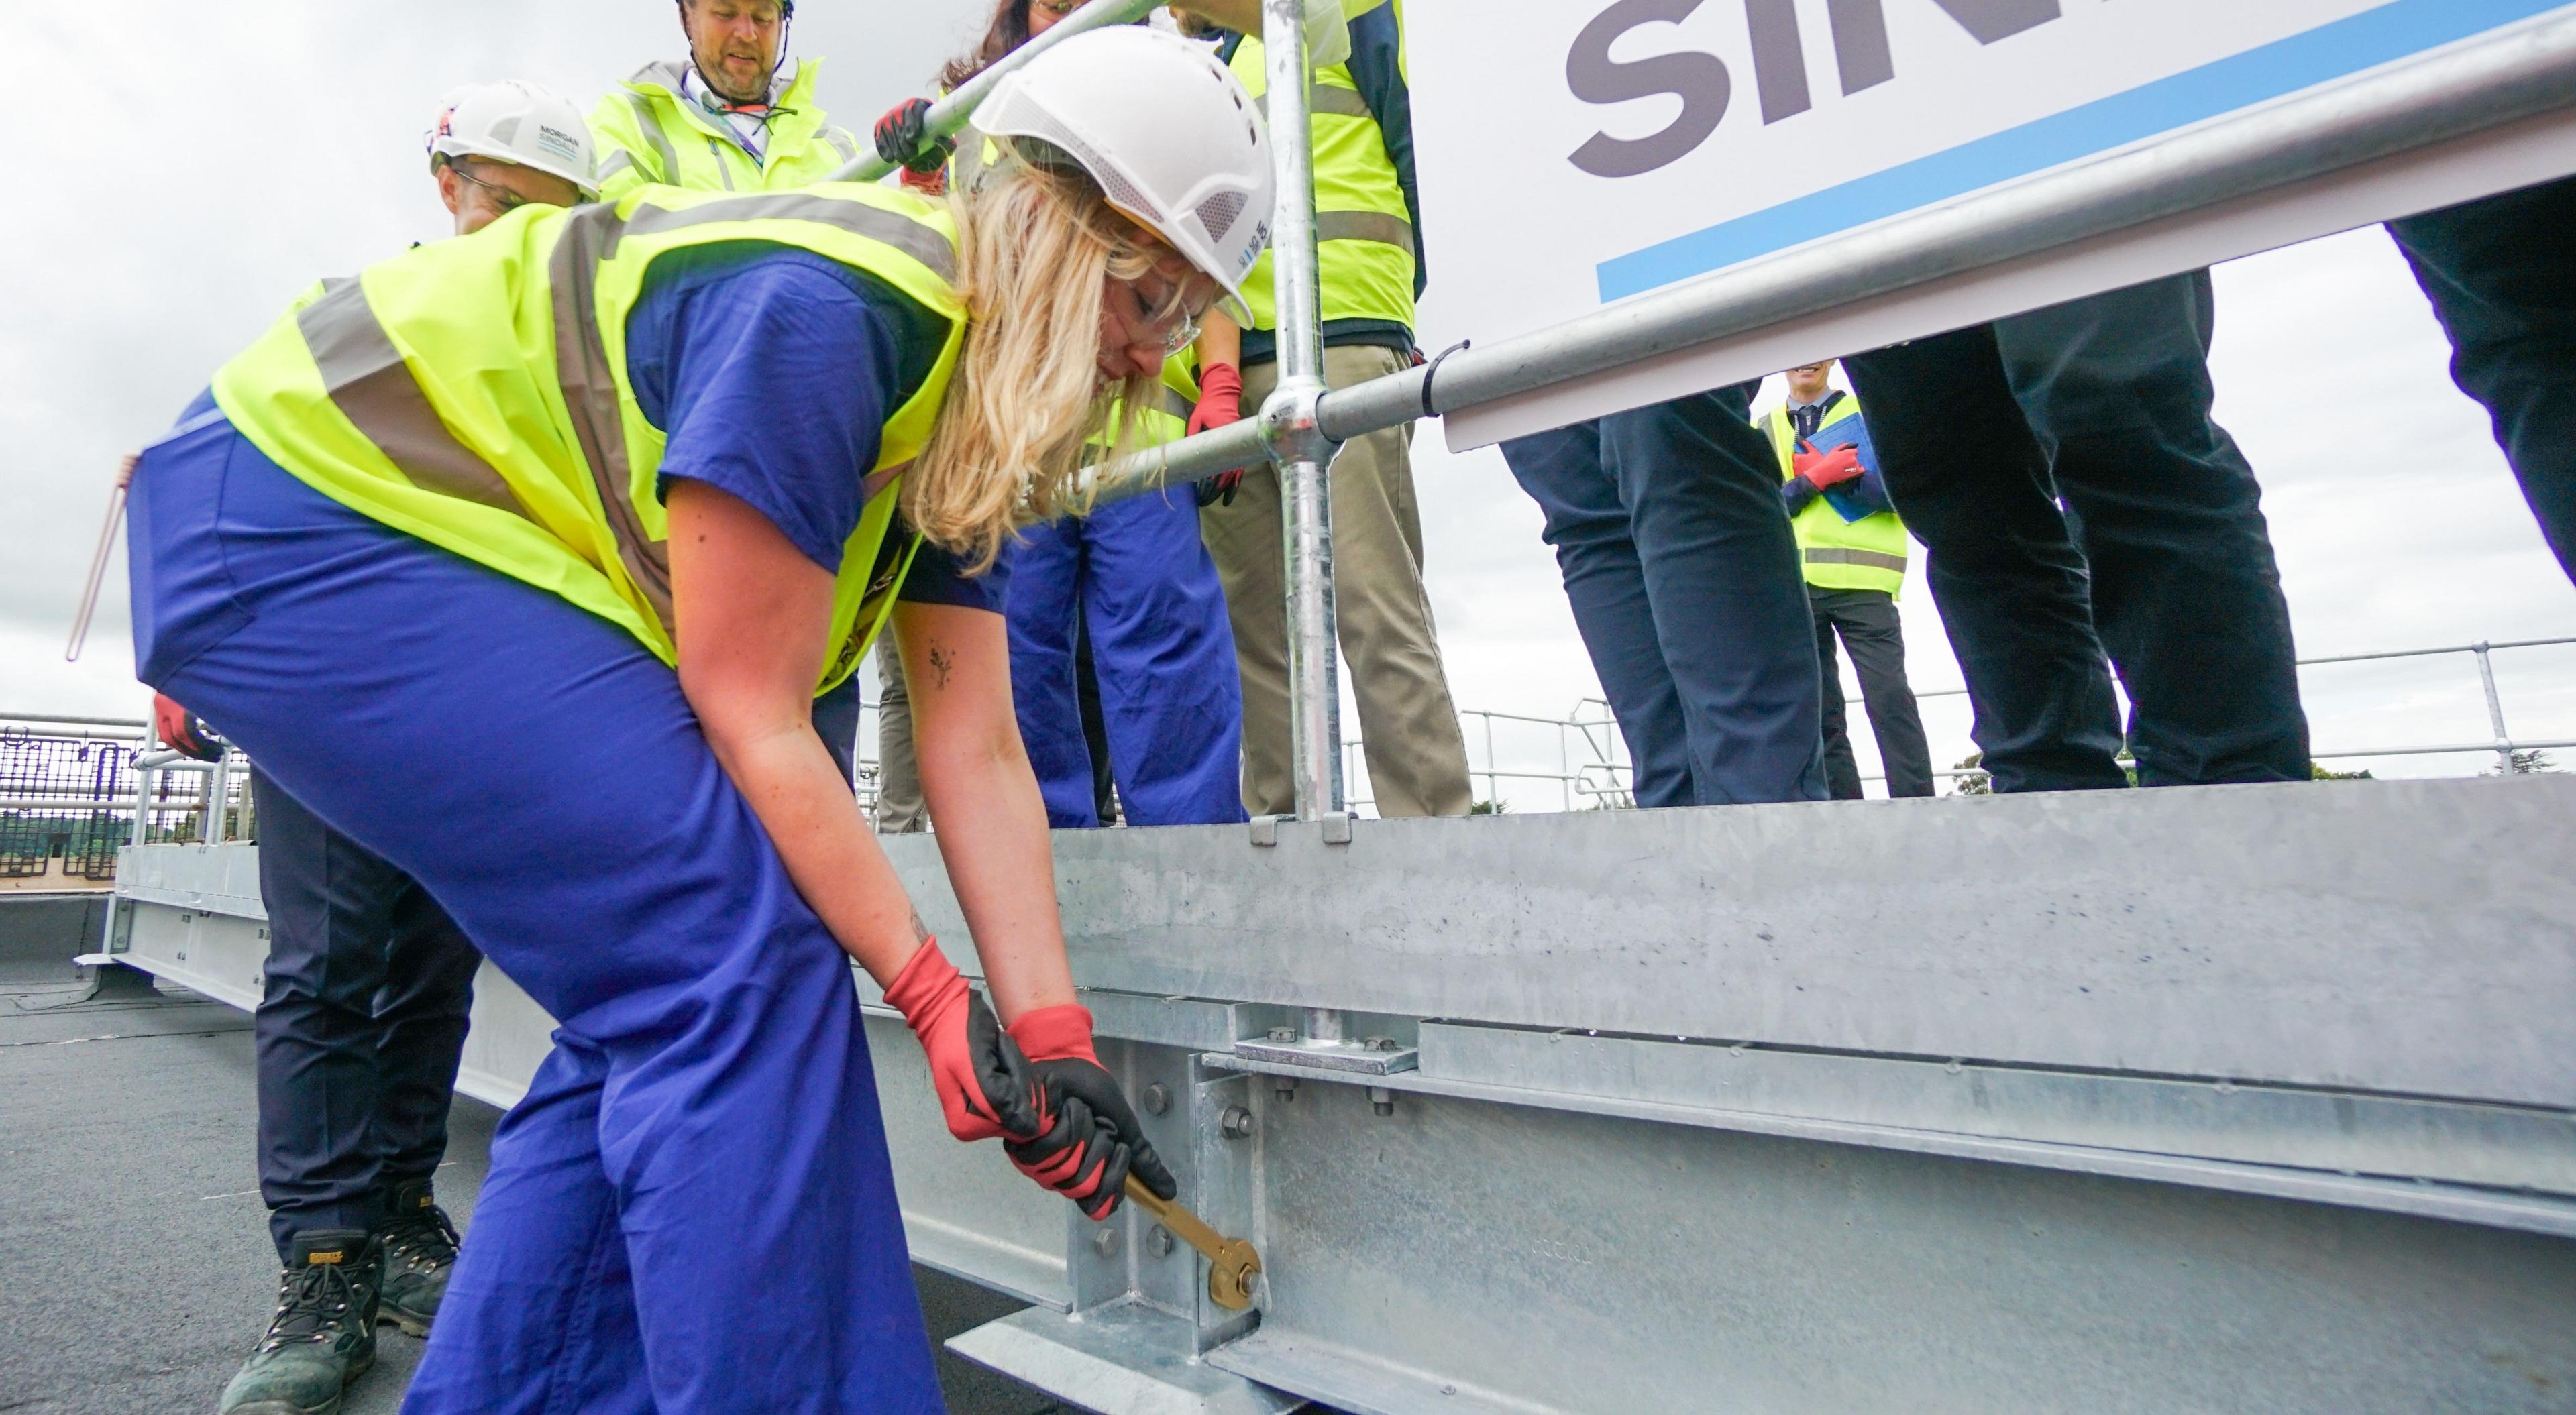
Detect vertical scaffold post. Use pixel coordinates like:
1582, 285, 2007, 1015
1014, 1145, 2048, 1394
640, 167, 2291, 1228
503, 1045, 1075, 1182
1259, 0, 1344, 820
2473, 641, 2514, 775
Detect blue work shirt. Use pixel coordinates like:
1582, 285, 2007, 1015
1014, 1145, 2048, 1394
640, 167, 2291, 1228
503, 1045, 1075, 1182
625, 241, 1006, 611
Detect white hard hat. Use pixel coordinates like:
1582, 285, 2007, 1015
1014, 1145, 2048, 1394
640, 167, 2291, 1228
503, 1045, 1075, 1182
973, 27, 1273, 323
427, 81, 598, 201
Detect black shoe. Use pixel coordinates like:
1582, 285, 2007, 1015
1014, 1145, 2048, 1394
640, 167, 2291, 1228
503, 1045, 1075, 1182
218, 1229, 380, 1415
376, 1179, 460, 1339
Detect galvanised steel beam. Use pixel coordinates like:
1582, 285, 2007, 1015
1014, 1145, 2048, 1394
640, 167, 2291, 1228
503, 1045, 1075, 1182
107, 775, 2576, 1412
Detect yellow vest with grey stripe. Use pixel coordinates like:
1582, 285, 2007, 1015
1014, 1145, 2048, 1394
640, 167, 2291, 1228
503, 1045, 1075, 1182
590, 59, 862, 200
210, 184, 965, 693
1225, 1, 1416, 335
1760, 396, 1911, 598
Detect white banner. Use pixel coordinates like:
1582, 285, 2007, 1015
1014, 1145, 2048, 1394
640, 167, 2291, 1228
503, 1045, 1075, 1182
1404, 0, 2576, 446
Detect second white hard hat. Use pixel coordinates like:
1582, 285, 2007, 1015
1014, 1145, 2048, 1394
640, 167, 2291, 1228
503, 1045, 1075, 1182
427, 80, 599, 201
972, 27, 1274, 322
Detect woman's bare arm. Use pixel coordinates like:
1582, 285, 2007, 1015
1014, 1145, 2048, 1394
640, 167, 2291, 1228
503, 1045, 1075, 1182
896, 599, 1079, 1023
667, 479, 927, 986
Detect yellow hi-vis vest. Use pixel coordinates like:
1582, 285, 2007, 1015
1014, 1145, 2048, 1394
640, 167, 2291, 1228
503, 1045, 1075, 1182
590, 59, 863, 201
1225, 1, 1416, 335
211, 184, 966, 694
1760, 394, 1911, 598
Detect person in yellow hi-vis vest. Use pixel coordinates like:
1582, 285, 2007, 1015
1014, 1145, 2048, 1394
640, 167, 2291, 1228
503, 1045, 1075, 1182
129, 31, 1269, 1410
1758, 360, 1936, 799
1191, 0, 1480, 819
589, 0, 862, 201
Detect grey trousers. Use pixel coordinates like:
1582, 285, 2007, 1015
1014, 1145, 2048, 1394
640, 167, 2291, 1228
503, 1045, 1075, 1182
874, 648, 928, 833
1201, 344, 1473, 817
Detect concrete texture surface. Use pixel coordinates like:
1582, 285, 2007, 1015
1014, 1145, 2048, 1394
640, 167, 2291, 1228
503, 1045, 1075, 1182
0, 956, 1075, 1414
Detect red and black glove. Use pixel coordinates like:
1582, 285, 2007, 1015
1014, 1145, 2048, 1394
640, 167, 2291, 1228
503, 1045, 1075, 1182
1792, 440, 1864, 491
873, 98, 953, 176
1189, 362, 1246, 508
883, 940, 1041, 1143
152, 693, 224, 764
1002, 1005, 1177, 1220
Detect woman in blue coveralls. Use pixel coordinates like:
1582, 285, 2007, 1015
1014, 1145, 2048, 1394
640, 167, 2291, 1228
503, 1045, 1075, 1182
124, 29, 1273, 1414
876, 0, 1252, 830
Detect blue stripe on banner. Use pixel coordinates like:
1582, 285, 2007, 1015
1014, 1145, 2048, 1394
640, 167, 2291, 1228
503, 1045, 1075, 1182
1594, 0, 2572, 302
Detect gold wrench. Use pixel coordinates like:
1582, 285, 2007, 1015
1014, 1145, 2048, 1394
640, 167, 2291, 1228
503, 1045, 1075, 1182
1123, 1174, 1261, 1310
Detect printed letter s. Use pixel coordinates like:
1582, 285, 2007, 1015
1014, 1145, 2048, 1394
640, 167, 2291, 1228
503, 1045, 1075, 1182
1566, 0, 1732, 178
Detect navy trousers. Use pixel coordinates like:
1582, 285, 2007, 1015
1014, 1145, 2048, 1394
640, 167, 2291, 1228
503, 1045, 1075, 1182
129, 416, 941, 1414
1501, 384, 1827, 808
2388, 174, 2576, 586
252, 767, 480, 1262
1006, 488, 1247, 828
1845, 272, 2310, 791
1809, 588, 1936, 800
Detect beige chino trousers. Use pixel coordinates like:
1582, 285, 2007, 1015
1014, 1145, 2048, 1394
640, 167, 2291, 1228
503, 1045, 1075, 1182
1201, 344, 1473, 818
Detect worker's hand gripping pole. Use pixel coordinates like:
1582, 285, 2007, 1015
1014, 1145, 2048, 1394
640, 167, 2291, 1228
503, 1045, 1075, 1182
1258, 0, 1346, 821
826, 0, 1165, 183
1124, 1173, 1263, 1310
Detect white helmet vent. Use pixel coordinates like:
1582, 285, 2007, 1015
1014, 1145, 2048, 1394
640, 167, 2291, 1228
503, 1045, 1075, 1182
1195, 190, 1246, 247
1008, 123, 1165, 230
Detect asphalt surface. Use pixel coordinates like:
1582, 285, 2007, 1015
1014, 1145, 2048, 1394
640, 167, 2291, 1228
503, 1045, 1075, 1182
0, 936, 1072, 1414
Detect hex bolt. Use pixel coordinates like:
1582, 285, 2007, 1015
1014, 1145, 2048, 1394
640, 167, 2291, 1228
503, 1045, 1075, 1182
1146, 1225, 1176, 1259
1267, 1025, 1299, 1043
1140, 1082, 1171, 1116
1220, 1105, 1256, 1140
1364, 1036, 1401, 1052
1091, 1225, 1121, 1259
1273, 1076, 1297, 1104
1368, 1086, 1395, 1117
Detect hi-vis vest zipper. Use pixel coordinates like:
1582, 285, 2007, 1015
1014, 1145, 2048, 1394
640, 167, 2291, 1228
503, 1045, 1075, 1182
211, 184, 965, 693
591, 59, 862, 201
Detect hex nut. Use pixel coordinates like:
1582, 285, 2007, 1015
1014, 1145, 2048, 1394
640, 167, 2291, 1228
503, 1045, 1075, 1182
1146, 1225, 1176, 1259
1140, 1082, 1171, 1116
1219, 1105, 1256, 1139
1267, 1025, 1298, 1042
1091, 1225, 1120, 1259
1368, 1086, 1395, 1117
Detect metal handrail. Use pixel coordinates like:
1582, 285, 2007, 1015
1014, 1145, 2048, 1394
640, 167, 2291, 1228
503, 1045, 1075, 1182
1087, 9, 2576, 500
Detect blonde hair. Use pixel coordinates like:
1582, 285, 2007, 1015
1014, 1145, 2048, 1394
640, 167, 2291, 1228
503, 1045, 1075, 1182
904, 153, 1162, 575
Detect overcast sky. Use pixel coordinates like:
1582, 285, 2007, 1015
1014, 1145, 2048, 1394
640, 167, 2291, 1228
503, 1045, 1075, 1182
7, 3, 2571, 805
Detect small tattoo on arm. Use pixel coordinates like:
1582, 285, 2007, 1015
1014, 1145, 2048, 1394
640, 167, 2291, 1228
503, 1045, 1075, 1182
926, 642, 955, 690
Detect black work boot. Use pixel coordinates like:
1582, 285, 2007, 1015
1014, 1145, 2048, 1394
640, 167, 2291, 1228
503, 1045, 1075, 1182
375, 1179, 461, 1338
218, 1229, 380, 1415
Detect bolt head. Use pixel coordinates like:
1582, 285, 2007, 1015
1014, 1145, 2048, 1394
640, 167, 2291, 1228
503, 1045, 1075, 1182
1147, 1225, 1175, 1258
1091, 1226, 1120, 1258
1220, 1105, 1256, 1139
1267, 1025, 1298, 1042
1140, 1082, 1171, 1115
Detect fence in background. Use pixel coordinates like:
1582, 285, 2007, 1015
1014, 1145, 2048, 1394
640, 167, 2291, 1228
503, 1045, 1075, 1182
12, 631, 2571, 858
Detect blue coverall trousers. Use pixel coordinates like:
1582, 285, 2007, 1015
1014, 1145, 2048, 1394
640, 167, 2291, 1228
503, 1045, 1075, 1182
128, 414, 943, 1414
2389, 174, 2576, 587
1844, 272, 2312, 792
1006, 489, 1247, 828
1499, 384, 1828, 808
250, 766, 480, 1262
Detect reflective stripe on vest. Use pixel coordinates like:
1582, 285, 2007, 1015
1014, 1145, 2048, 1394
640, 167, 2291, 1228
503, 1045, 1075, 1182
1804, 547, 1909, 573
1226, 15, 1415, 333
213, 184, 965, 691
